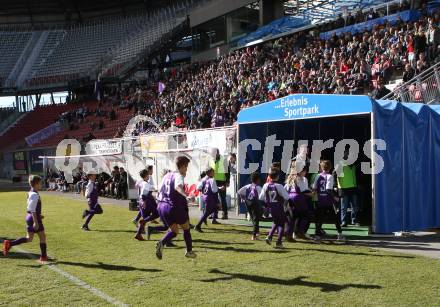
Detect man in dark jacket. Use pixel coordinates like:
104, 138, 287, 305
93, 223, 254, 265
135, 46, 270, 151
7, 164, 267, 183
197, 107, 211, 129
118, 167, 128, 200
414, 30, 427, 58
105, 166, 121, 198
371, 82, 391, 99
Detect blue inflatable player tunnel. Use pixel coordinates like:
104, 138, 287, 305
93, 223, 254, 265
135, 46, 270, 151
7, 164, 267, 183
236, 94, 440, 233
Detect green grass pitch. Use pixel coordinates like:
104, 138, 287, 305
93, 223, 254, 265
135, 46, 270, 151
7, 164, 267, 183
1, 191, 439, 306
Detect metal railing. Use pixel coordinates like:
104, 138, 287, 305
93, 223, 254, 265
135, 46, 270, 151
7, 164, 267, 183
285, 0, 405, 25
382, 61, 440, 104
237, 0, 406, 49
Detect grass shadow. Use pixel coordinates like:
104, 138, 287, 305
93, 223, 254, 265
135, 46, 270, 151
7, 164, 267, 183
53, 260, 162, 272
92, 229, 135, 234
292, 246, 415, 259
205, 227, 253, 235
198, 245, 289, 254
201, 269, 382, 292
1, 251, 42, 260
349, 238, 440, 252
193, 238, 254, 245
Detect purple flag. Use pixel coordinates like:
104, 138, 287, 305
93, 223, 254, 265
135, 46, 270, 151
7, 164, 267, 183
158, 82, 166, 95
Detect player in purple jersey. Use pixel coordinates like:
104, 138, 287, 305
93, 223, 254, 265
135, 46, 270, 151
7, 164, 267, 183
155, 156, 196, 259
312, 160, 344, 241
144, 169, 176, 244
132, 165, 156, 225
284, 164, 314, 241
259, 168, 290, 248
81, 172, 103, 231
3, 175, 48, 264
237, 172, 263, 240
134, 169, 168, 241
194, 167, 220, 232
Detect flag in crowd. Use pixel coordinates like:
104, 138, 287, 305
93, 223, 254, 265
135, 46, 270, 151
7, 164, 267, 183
158, 82, 166, 95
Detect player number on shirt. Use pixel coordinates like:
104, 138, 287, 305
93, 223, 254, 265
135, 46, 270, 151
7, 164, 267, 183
203, 183, 210, 194
164, 179, 171, 195
268, 190, 277, 203
319, 179, 327, 192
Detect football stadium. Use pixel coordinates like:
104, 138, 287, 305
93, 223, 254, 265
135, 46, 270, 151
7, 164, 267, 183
1, 0, 440, 305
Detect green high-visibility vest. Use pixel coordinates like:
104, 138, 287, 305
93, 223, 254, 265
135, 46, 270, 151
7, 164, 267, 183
211, 157, 226, 182
337, 164, 357, 189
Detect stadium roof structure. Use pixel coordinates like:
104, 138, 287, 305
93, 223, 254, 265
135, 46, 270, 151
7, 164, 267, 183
0, 0, 176, 25
284, 0, 401, 23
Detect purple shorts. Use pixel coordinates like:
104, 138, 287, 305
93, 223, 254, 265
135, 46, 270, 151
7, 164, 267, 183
205, 200, 218, 214
158, 201, 189, 226
317, 195, 334, 208
88, 202, 103, 214
26, 214, 44, 233
138, 199, 158, 219
289, 193, 308, 211
270, 203, 287, 225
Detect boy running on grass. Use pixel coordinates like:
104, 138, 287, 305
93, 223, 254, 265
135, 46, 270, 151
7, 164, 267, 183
135, 169, 168, 241
82, 171, 104, 231
259, 168, 290, 249
155, 156, 196, 260
3, 175, 48, 264
312, 160, 345, 241
237, 172, 263, 241
194, 167, 220, 233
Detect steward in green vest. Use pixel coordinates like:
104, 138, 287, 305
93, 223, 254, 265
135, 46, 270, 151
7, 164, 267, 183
334, 149, 360, 227
210, 149, 230, 219
337, 164, 357, 189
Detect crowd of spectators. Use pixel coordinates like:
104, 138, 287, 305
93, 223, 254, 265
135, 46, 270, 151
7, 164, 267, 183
48, 1, 440, 139
321, 1, 411, 32
46, 169, 68, 192
73, 166, 128, 199
45, 165, 129, 199
108, 5, 439, 136
72, 166, 128, 199
58, 102, 115, 132
18, 2, 440, 205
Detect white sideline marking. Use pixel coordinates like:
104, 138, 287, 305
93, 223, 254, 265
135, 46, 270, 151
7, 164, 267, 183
14, 246, 128, 307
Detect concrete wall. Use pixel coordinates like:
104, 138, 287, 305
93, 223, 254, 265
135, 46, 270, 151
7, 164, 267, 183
0, 6, 146, 25
259, 0, 284, 25
191, 44, 230, 62
190, 0, 256, 27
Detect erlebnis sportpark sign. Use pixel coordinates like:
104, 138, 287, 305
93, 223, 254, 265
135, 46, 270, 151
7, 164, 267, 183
237, 94, 373, 124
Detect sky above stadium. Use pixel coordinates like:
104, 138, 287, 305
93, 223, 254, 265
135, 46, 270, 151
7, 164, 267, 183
0, 92, 68, 108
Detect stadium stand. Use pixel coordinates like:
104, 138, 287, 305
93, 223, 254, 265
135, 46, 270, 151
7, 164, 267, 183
133, 8, 439, 130
0, 107, 16, 123
0, 112, 23, 138
0, 31, 33, 86
24, 14, 154, 88
24, 30, 67, 86
0, 107, 20, 134
382, 60, 440, 102
0, 0, 199, 90
2, 0, 440, 152
99, 3, 190, 78
33, 100, 134, 148
0, 102, 95, 150
18, 5, 438, 149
